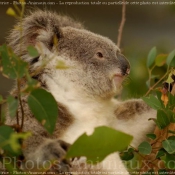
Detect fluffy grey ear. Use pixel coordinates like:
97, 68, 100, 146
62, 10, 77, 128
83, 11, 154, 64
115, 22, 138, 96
7, 10, 84, 64
22, 11, 63, 49
7, 10, 64, 62
7, 10, 82, 62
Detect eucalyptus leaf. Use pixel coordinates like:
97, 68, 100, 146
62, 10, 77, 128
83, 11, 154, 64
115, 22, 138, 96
28, 88, 58, 134
24, 75, 39, 93
168, 136, 175, 140
27, 45, 39, 57
156, 91, 164, 109
162, 139, 175, 154
168, 92, 175, 109
157, 110, 170, 129
147, 47, 157, 68
166, 73, 174, 85
0, 125, 19, 156
168, 130, 175, 134
120, 150, 134, 161
138, 141, 152, 155
146, 133, 156, 140
56, 60, 70, 69
167, 110, 175, 123
0, 44, 28, 79
155, 54, 167, 67
142, 95, 162, 110
7, 95, 18, 118
9, 132, 31, 152
169, 57, 175, 67
166, 50, 175, 66
156, 148, 166, 158
66, 126, 133, 164
161, 153, 175, 169
6, 7, 18, 17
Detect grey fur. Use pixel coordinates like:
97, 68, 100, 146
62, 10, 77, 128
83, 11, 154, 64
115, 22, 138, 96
4, 10, 156, 175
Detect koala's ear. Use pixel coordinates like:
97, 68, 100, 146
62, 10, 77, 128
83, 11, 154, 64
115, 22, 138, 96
7, 11, 63, 61
24, 13, 63, 49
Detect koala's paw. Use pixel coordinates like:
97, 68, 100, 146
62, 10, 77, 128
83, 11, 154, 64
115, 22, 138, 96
24, 140, 71, 174
115, 100, 151, 120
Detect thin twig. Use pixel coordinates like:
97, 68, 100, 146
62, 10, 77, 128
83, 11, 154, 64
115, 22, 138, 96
145, 71, 170, 96
117, 0, 126, 48
0, 104, 1, 124
16, 107, 19, 126
17, 79, 25, 130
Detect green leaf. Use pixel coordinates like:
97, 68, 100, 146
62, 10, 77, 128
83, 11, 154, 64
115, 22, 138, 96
7, 95, 18, 118
138, 141, 152, 155
168, 92, 175, 109
0, 44, 28, 79
124, 153, 142, 173
24, 78, 39, 93
146, 79, 150, 88
6, 7, 18, 17
162, 139, 175, 154
142, 95, 162, 110
24, 73, 39, 93
161, 153, 175, 169
166, 50, 175, 66
168, 130, 175, 134
27, 88, 58, 134
156, 148, 166, 158
27, 45, 39, 57
146, 133, 156, 140
3, 158, 18, 173
9, 132, 31, 152
156, 91, 164, 109
166, 73, 174, 84
0, 125, 18, 156
167, 110, 175, 123
147, 47, 157, 68
66, 126, 133, 164
56, 60, 70, 69
120, 149, 134, 161
157, 110, 170, 129
170, 57, 175, 67
155, 54, 167, 67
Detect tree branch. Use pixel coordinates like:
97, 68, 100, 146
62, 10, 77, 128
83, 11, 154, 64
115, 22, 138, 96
117, 0, 126, 48
0, 104, 1, 124
17, 79, 25, 130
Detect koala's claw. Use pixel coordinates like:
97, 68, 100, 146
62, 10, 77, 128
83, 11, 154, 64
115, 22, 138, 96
43, 140, 71, 174
23, 139, 72, 174
47, 159, 71, 174
58, 160, 72, 174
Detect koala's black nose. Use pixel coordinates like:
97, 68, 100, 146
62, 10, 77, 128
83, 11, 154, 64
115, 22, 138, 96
118, 53, 130, 76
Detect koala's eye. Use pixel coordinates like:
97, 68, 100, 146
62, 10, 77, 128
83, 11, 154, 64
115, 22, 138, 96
96, 52, 103, 58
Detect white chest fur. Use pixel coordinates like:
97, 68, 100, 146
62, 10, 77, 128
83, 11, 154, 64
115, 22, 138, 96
44, 72, 116, 144
60, 100, 115, 144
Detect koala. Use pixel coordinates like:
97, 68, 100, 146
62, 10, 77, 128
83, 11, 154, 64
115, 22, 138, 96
4, 10, 156, 175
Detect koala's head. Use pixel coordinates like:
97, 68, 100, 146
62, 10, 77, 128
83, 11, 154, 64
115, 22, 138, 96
8, 10, 130, 100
